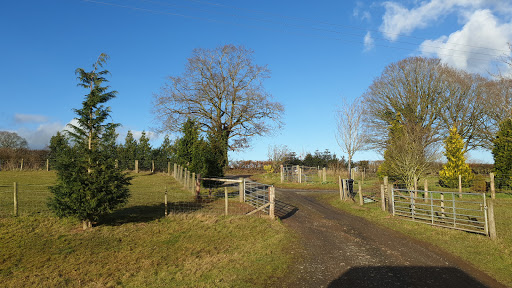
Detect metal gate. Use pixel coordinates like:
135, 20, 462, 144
392, 189, 488, 235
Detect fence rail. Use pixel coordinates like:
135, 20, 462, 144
392, 188, 488, 235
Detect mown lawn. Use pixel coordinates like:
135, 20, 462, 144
0, 171, 295, 287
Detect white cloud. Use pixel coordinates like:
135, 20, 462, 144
380, 0, 485, 41
353, 1, 371, 22
18, 122, 66, 149
364, 31, 375, 51
14, 114, 48, 124
420, 9, 512, 73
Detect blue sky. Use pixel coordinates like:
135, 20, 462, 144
1, 0, 511, 163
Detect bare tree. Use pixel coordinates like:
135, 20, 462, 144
0, 131, 28, 149
267, 144, 290, 171
335, 97, 368, 179
153, 45, 284, 166
438, 66, 488, 150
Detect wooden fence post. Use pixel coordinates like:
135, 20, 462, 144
388, 184, 393, 214
458, 174, 462, 198
488, 199, 497, 240
13, 182, 18, 217
338, 176, 343, 201
191, 173, 195, 193
164, 187, 168, 216
196, 174, 201, 198
269, 186, 275, 219
20, 159, 24, 171
380, 184, 385, 211
440, 193, 445, 217
224, 187, 229, 216
358, 181, 363, 206
322, 167, 327, 182
280, 165, 284, 183
343, 179, 348, 201
383, 176, 388, 209
173, 163, 177, 178
298, 165, 302, 183
135, 160, 139, 174
424, 179, 429, 203
414, 176, 418, 198
184, 168, 188, 189
46, 159, 49, 171
239, 177, 244, 202
151, 160, 155, 173
167, 162, 170, 175
490, 173, 495, 200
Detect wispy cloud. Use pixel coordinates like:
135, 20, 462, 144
14, 114, 48, 124
363, 31, 375, 51
353, 1, 371, 22
379, 0, 486, 41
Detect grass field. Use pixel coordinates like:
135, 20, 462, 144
250, 171, 512, 287
0, 171, 295, 287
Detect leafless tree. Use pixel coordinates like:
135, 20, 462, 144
335, 97, 369, 179
267, 144, 290, 171
362, 57, 447, 150
0, 131, 28, 149
153, 45, 284, 165
437, 66, 488, 150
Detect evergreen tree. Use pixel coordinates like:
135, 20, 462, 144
138, 131, 152, 170
439, 126, 474, 188
48, 53, 131, 229
121, 130, 137, 170
492, 118, 512, 188
176, 119, 200, 167
48, 132, 71, 169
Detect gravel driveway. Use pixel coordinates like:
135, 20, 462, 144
275, 188, 506, 288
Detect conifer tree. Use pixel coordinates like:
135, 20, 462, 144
48, 54, 131, 229
492, 118, 512, 188
439, 126, 473, 188
138, 131, 152, 170
121, 130, 137, 170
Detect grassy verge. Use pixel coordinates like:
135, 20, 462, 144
0, 171, 295, 287
320, 193, 512, 287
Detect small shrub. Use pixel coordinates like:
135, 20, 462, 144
263, 164, 274, 174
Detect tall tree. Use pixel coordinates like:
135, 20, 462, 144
138, 131, 152, 170
439, 127, 474, 188
336, 97, 369, 179
0, 131, 28, 149
121, 130, 137, 170
48, 54, 131, 230
492, 118, 512, 188
153, 44, 284, 169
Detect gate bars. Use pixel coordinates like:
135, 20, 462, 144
392, 189, 488, 235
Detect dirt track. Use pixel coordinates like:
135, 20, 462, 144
275, 188, 506, 288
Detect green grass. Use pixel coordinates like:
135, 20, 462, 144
320, 193, 512, 287
0, 171, 295, 287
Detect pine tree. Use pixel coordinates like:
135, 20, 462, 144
48, 53, 131, 229
121, 130, 137, 170
439, 126, 473, 188
492, 118, 512, 188
138, 131, 152, 170
48, 131, 71, 170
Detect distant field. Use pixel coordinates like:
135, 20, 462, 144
0, 171, 295, 287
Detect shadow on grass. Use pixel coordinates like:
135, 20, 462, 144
327, 266, 491, 288
99, 200, 216, 226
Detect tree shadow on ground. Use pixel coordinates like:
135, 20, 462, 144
327, 266, 491, 288
99, 200, 216, 226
